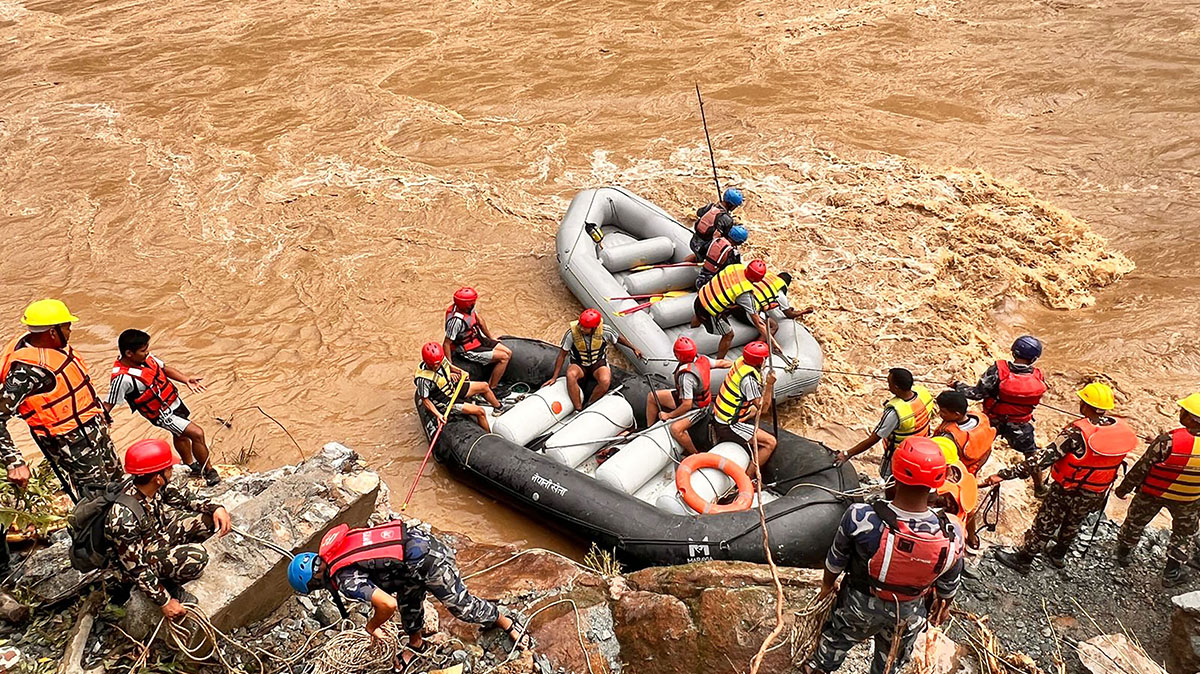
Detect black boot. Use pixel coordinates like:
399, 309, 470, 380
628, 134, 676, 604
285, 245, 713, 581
1047, 543, 1069, 569
996, 549, 1035, 574
1164, 559, 1191, 589
1115, 544, 1132, 568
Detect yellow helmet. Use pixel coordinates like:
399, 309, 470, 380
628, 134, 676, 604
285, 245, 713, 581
1179, 393, 1200, 420
1077, 382, 1116, 411
21, 299, 79, 328
932, 436, 960, 466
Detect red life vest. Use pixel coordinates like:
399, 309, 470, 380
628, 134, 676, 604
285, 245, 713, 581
982, 360, 1046, 424
675, 356, 713, 408
319, 521, 409, 579
111, 356, 180, 423
1141, 428, 1200, 502
1050, 418, 1137, 493
700, 236, 737, 276
444, 305, 485, 352
850, 502, 958, 602
695, 204, 727, 239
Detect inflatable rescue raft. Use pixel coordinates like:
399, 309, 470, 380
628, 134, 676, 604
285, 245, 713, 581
419, 337, 856, 569
556, 186, 823, 401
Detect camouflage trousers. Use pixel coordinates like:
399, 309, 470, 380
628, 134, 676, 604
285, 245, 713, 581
1018, 483, 1106, 558
993, 420, 1037, 456
391, 539, 500, 635
135, 512, 215, 591
810, 586, 927, 674
35, 419, 122, 502
1117, 492, 1200, 563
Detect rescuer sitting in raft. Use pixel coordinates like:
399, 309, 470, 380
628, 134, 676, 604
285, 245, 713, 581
415, 343, 501, 433
693, 224, 747, 289
985, 382, 1137, 573
685, 187, 743, 260
838, 368, 935, 480
707, 340, 776, 477
644, 336, 732, 456
692, 259, 769, 360
952, 335, 1049, 495
543, 309, 643, 411
288, 520, 530, 670
443, 287, 512, 390
1114, 393, 1200, 587
801, 437, 965, 674
104, 329, 219, 486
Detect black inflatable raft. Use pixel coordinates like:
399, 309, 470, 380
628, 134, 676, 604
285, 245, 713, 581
417, 337, 857, 569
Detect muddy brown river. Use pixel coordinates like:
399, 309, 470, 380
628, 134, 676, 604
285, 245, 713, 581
1, 0, 1196, 551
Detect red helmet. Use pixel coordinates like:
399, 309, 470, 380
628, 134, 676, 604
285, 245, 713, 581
673, 336, 698, 363
579, 309, 602, 330
421, 342, 445, 367
453, 287, 478, 311
124, 438, 178, 475
742, 341, 769, 366
746, 259, 767, 283
891, 437, 949, 489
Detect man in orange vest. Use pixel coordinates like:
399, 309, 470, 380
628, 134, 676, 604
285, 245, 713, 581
0, 300, 121, 502
984, 382, 1137, 573
1114, 393, 1200, 588
934, 391, 996, 548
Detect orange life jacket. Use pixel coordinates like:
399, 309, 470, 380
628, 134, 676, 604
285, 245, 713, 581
695, 203, 728, 239
675, 356, 713, 408
936, 414, 997, 476
1050, 417, 1137, 493
111, 356, 180, 422
444, 304, 485, 352
319, 521, 409, 579
982, 360, 1046, 424
1140, 428, 1200, 502
0, 337, 103, 440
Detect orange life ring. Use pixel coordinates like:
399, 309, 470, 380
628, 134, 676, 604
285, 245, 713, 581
676, 452, 755, 514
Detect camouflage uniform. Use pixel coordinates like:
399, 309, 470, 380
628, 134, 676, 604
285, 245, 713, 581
954, 364, 1039, 456
104, 480, 221, 606
333, 533, 500, 635
1116, 432, 1200, 563
999, 423, 1107, 559
812, 586, 927, 674
0, 360, 122, 501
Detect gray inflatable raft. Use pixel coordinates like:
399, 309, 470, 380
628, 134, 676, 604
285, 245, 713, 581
556, 187, 822, 400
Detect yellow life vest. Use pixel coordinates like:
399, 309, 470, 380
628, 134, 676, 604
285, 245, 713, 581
884, 385, 935, 447
712, 358, 762, 425
752, 273, 788, 312
698, 263, 756, 316
414, 361, 456, 405
569, 320, 607, 367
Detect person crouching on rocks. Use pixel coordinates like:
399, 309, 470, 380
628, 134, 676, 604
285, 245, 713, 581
801, 437, 965, 674
288, 521, 530, 669
106, 438, 233, 622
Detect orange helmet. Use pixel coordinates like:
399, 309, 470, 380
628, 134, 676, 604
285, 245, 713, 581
125, 438, 178, 475
891, 437, 948, 489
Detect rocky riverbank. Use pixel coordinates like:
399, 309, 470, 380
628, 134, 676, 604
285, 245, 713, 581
0, 445, 1195, 674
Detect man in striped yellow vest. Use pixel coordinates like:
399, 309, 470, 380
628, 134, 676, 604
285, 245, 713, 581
838, 368, 935, 479
1115, 393, 1200, 588
544, 309, 642, 411
708, 341, 776, 478
691, 260, 769, 359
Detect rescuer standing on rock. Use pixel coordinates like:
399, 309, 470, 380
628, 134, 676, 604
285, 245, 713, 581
802, 437, 965, 674
985, 382, 1137, 573
442, 287, 512, 390
838, 368, 935, 480
1114, 393, 1200, 588
288, 521, 530, 669
0, 299, 122, 501
104, 439, 232, 622
952, 336, 1048, 495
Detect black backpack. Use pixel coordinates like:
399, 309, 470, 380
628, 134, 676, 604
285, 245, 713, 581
67, 479, 148, 573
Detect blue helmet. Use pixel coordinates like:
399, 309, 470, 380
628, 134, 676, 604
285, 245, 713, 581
1011, 335, 1043, 362
288, 552, 319, 594
728, 225, 748, 244
722, 188, 743, 209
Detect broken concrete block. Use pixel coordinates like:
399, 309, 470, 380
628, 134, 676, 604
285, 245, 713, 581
123, 442, 380, 639
1078, 633, 1164, 674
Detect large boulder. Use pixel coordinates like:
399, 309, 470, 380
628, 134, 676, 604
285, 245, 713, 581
123, 442, 380, 639
1169, 590, 1200, 674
